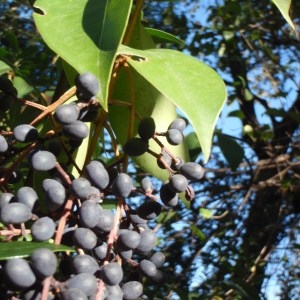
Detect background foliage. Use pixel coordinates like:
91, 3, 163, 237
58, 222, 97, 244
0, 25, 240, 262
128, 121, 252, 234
0, 0, 300, 299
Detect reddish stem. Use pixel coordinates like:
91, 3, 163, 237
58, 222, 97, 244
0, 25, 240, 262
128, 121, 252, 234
41, 277, 52, 300
54, 196, 74, 245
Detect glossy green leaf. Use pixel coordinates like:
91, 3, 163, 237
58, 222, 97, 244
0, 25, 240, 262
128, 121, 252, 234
217, 133, 244, 170
145, 28, 184, 45
119, 46, 227, 162
33, 0, 132, 110
0, 241, 74, 260
272, 0, 295, 30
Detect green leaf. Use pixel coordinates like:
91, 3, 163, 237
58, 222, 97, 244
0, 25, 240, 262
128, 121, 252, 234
0, 241, 74, 260
185, 131, 201, 162
191, 224, 206, 241
199, 208, 213, 219
156, 210, 178, 224
4, 31, 19, 52
223, 30, 234, 41
217, 133, 244, 170
33, 0, 132, 110
70, 124, 92, 178
0, 60, 12, 74
13, 76, 34, 98
244, 88, 253, 101
228, 109, 245, 119
265, 108, 286, 117
101, 201, 117, 210
145, 28, 184, 45
129, 21, 156, 50
119, 46, 227, 162
272, 0, 295, 30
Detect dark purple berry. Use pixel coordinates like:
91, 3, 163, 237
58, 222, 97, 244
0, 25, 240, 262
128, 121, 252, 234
5, 258, 36, 288
179, 162, 204, 181
75, 72, 100, 101
168, 118, 186, 132
166, 128, 183, 145
121, 281, 143, 300
101, 262, 123, 286
30, 248, 57, 278
55, 103, 80, 125
111, 173, 133, 198
30, 150, 57, 171
85, 160, 109, 190
63, 120, 89, 140
169, 174, 189, 193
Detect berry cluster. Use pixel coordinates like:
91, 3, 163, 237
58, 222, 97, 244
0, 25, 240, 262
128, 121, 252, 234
0, 72, 204, 299
54, 73, 101, 145
124, 116, 204, 206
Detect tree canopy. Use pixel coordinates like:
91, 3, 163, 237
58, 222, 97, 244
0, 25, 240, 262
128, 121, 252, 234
0, 0, 299, 299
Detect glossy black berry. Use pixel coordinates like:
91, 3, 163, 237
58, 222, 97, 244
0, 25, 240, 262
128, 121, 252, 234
123, 137, 149, 157
138, 117, 156, 140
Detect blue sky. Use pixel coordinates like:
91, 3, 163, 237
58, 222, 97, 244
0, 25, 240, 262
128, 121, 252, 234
171, 0, 300, 299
